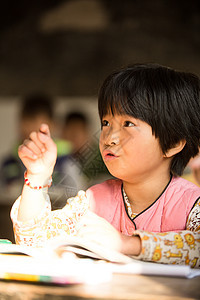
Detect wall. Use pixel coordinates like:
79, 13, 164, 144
0, 0, 199, 97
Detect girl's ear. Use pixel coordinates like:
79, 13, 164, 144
164, 139, 186, 158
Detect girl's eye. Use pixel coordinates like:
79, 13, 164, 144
124, 121, 135, 127
101, 120, 110, 127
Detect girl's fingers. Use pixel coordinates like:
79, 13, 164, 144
29, 131, 46, 153
18, 144, 38, 160
76, 212, 104, 231
38, 126, 57, 153
39, 124, 51, 137
75, 223, 95, 238
18, 123, 57, 163
23, 138, 43, 156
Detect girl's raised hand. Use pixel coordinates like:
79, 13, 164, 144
18, 124, 57, 177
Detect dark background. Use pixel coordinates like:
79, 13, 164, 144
0, 0, 199, 98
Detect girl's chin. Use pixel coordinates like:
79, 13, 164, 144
105, 167, 124, 180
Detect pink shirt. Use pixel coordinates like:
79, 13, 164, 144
86, 176, 200, 235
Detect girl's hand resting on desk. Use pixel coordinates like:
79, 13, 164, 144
18, 124, 57, 178
76, 211, 142, 256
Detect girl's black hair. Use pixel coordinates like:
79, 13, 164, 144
98, 63, 200, 176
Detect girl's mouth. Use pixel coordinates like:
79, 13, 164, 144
103, 150, 119, 161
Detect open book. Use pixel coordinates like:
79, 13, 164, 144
0, 236, 199, 285
0, 238, 113, 285
0, 236, 132, 263
48, 236, 133, 263
45, 236, 200, 279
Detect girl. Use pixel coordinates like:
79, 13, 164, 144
11, 64, 200, 267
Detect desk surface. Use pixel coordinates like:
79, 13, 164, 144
0, 274, 199, 300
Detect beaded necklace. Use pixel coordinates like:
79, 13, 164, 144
122, 187, 138, 219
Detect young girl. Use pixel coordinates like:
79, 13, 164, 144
11, 64, 200, 268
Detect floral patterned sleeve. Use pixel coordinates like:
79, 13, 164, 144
133, 199, 200, 268
10, 191, 89, 247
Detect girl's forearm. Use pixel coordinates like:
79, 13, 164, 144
17, 173, 51, 222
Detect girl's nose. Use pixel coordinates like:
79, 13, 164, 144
104, 128, 120, 146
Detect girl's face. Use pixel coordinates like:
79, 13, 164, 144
99, 113, 168, 183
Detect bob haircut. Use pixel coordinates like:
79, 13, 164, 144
98, 63, 200, 176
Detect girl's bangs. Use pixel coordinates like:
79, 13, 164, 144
99, 94, 132, 119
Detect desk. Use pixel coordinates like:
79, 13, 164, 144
0, 274, 199, 300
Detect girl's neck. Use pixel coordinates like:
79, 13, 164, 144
122, 173, 172, 213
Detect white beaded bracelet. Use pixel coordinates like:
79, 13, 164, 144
24, 171, 52, 190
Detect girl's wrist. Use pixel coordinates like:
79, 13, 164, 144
25, 170, 53, 189
121, 234, 142, 256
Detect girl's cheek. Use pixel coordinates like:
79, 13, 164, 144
99, 133, 104, 149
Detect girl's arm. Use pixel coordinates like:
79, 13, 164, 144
17, 124, 57, 222
133, 198, 200, 268
75, 200, 200, 268
11, 190, 89, 247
